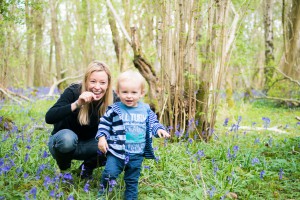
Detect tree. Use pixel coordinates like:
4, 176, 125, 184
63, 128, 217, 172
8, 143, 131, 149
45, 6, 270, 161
282, 0, 300, 80
263, 0, 275, 93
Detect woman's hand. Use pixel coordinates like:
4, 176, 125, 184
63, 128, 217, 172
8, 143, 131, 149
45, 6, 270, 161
157, 129, 170, 138
77, 91, 99, 106
98, 136, 109, 154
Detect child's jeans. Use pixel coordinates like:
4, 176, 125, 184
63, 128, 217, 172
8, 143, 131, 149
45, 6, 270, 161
100, 153, 144, 200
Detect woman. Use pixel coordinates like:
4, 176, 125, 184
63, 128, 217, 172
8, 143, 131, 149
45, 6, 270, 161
45, 60, 113, 179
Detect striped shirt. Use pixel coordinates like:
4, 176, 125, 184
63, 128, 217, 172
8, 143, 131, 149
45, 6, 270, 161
96, 102, 166, 160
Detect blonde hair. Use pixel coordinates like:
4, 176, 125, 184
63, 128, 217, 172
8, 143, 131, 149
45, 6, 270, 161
116, 70, 147, 94
78, 60, 113, 125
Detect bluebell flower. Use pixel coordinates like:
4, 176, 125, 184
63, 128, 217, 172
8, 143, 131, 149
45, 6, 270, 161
254, 138, 260, 144
197, 150, 205, 158
260, 170, 265, 179
175, 130, 181, 137
30, 187, 37, 199
49, 190, 55, 197
196, 175, 201, 180
108, 179, 117, 192
233, 146, 239, 152
0, 158, 4, 167
43, 176, 52, 189
213, 166, 219, 176
237, 116, 242, 125
42, 150, 49, 158
251, 158, 260, 165
188, 138, 193, 144
278, 168, 284, 180
227, 148, 232, 159
223, 118, 229, 126
296, 122, 300, 126
84, 182, 90, 192
67, 195, 75, 200
24, 173, 29, 178
207, 186, 216, 198
155, 156, 160, 163
144, 166, 150, 170
230, 124, 236, 132
56, 192, 64, 198
262, 117, 270, 128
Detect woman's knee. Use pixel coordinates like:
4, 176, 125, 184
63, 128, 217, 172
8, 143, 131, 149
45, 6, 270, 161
53, 129, 78, 153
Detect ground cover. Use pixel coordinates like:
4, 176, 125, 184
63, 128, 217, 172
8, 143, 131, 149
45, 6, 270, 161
0, 98, 299, 199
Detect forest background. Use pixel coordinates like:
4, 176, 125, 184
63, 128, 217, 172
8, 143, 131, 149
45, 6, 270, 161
1, 0, 300, 139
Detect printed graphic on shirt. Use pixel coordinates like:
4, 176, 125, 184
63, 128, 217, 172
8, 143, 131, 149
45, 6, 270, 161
122, 112, 147, 154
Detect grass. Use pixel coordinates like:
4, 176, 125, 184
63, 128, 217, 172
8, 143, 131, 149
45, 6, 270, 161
0, 98, 299, 199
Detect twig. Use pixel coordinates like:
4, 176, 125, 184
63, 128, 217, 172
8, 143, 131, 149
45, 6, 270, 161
159, 95, 168, 122
198, 160, 208, 199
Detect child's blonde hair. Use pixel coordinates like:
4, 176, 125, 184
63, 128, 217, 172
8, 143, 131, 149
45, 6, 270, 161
116, 70, 147, 94
78, 60, 113, 125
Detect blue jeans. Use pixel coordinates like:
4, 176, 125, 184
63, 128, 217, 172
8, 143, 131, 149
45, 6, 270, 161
48, 129, 104, 170
100, 153, 144, 200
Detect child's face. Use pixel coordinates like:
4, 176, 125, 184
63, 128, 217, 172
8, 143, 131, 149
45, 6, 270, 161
116, 79, 144, 107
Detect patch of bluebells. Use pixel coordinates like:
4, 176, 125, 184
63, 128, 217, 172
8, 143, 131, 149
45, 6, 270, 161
207, 186, 216, 198
262, 117, 271, 129
227, 146, 239, 160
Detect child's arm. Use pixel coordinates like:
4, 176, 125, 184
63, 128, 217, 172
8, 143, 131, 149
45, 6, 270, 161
98, 136, 109, 154
95, 106, 114, 153
157, 129, 170, 138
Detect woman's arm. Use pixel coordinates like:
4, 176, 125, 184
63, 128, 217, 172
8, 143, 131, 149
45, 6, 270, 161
45, 86, 79, 124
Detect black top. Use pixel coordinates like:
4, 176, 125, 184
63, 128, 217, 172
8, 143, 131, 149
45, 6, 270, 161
45, 83, 102, 140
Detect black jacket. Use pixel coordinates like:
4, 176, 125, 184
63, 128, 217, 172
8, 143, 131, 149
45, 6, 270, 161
45, 84, 102, 140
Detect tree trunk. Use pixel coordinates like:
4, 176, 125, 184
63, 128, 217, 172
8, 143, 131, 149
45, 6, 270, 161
106, 3, 122, 68
25, 0, 34, 87
283, 0, 300, 79
263, 0, 275, 93
33, 0, 44, 87
50, 0, 64, 89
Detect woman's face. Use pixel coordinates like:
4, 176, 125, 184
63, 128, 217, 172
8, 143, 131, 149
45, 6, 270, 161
87, 71, 109, 101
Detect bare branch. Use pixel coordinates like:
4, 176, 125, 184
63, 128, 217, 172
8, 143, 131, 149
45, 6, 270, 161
47, 74, 83, 96
106, 0, 132, 46
275, 68, 300, 86
0, 84, 33, 103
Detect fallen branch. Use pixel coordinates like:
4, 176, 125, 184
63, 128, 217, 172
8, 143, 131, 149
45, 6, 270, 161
47, 74, 83, 96
254, 96, 300, 105
0, 84, 33, 103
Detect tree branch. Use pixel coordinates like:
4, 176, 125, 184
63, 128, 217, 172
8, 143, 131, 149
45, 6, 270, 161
0, 84, 33, 103
47, 74, 83, 96
106, 0, 132, 46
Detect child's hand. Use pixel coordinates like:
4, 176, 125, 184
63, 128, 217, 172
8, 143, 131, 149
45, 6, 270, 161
157, 129, 170, 138
98, 136, 109, 154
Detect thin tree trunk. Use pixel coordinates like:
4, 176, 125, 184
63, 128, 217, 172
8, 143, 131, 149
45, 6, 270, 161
263, 0, 275, 93
50, 0, 63, 88
25, 0, 34, 87
283, 0, 300, 79
33, 0, 44, 87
